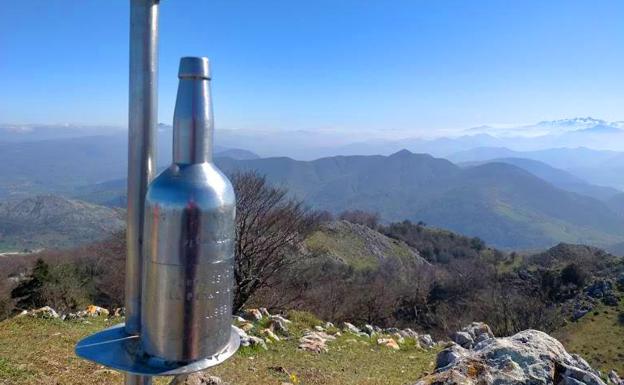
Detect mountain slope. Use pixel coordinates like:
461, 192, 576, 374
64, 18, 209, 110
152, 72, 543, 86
76, 151, 624, 249
305, 220, 429, 270
217, 151, 624, 249
448, 146, 624, 190
414, 162, 624, 248
460, 157, 621, 201
0, 196, 124, 251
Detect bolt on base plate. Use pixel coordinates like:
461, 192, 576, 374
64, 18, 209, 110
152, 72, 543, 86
75, 323, 240, 376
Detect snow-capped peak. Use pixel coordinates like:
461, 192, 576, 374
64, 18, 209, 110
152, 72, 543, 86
536, 117, 607, 129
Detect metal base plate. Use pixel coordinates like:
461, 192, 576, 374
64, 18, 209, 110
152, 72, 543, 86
75, 323, 240, 376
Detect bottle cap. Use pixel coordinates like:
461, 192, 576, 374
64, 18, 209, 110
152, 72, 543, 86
178, 57, 210, 80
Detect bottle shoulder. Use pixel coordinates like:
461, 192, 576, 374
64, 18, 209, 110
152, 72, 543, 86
146, 162, 235, 208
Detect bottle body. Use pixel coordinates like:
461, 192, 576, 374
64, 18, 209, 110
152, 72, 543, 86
141, 162, 235, 362
140, 57, 236, 363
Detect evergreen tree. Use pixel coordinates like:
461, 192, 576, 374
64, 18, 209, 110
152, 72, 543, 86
11, 258, 50, 310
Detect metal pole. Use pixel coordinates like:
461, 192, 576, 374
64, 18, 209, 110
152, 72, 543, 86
126, 0, 159, 384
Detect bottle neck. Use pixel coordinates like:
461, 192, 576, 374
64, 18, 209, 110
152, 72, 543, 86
172, 77, 214, 164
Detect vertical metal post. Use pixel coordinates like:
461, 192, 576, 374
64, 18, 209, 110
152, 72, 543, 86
126, 0, 159, 384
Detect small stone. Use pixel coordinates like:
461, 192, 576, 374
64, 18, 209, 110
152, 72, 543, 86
342, 322, 361, 334
392, 333, 405, 344
243, 309, 263, 321
113, 307, 125, 317
30, 306, 59, 319
248, 336, 268, 350
314, 325, 325, 332
299, 330, 336, 353
261, 328, 280, 342
363, 324, 375, 336
240, 322, 254, 332
259, 307, 271, 318
419, 334, 435, 349
400, 328, 419, 339
461, 322, 494, 344
451, 331, 474, 349
435, 343, 467, 368
377, 338, 400, 350
269, 318, 289, 335
270, 314, 292, 324
86, 305, 109, 317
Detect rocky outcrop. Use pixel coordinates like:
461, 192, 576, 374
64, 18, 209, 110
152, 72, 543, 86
608, 370, 624, 385
0, 195, 125, 249
312, 220, 430, 267
416, 327, 606, 385
562, 277, 623, 321
585, 279, 620, 307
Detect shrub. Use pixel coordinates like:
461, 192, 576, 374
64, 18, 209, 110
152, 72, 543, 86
561, 263, 588, 287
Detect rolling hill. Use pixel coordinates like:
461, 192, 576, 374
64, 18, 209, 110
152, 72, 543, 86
76, 150, 624, 249
14, 150, 624, 250
0, 195, 124, 251
448, 146, 624, 190
214, 151, 624, 249
459, 157, 621, 201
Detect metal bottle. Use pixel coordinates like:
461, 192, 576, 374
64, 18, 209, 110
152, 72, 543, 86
141, 57, 236, 363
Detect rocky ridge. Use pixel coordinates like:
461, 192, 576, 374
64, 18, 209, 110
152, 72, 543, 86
0, 195, 125, 250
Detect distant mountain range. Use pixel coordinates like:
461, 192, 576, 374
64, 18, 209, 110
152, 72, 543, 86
458, 157, 620, 201
199, 117, 624, 159
448, 146, 624, 190
3, 117, 624, 251
0, 129, 258, 199
4, 117, 624, 161
215, 151, 624, 249
76, 150, 624, 250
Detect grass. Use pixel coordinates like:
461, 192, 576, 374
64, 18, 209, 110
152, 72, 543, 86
305, 226, 416, 271
554, 298, 624, 376
306, 229, 380, 270
0, 314, 439, 385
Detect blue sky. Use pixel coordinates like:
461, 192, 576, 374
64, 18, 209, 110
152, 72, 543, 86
1, 0, 622, 135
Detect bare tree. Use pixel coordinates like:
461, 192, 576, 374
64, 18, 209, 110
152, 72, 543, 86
232, 171, 319, 311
